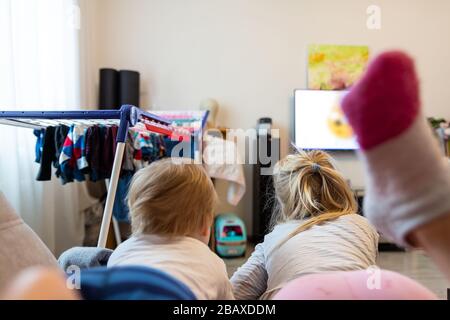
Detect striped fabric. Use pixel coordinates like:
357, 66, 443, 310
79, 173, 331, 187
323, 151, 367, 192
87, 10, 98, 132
59, 125, 88, 183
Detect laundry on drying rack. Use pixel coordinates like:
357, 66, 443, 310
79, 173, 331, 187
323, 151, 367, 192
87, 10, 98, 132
35, 127, 56, 181
122, 132, 136, 172
33, 123, 184, 221
1, 106, 186, 248
101, 125, 118, 179
33, 129, 44, 163
34, 124, 176, 184
54, 125, 70, 178
85, 125, 103, 182
59, 125, 89, 184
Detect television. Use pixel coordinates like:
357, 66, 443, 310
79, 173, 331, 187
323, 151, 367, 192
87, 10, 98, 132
294, 89, 358, 150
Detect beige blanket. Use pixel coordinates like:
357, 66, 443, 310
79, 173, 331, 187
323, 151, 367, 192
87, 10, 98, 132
0, 192, 57, 290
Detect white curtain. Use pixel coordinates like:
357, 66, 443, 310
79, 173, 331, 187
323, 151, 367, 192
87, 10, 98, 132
0, 0, 85, 255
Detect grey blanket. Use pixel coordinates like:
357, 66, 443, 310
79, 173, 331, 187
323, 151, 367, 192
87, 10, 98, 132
58, 247, 113, 271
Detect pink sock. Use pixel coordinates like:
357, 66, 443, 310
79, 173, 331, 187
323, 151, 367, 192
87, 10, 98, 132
343, 51, 420, 150
342, 51, 450, 247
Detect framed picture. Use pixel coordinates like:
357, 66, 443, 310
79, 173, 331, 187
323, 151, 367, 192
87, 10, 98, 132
308, 44, 369, 90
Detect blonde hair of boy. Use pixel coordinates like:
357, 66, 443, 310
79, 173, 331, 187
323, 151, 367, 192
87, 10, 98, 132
272, 150, 357, 245
127, 158, 218, 237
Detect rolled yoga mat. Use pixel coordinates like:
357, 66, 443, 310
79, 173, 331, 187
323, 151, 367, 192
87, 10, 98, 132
119, 70, 140, 108
99, 68, 120, 110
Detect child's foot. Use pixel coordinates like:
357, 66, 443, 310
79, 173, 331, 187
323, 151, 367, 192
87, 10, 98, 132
342, 51, 450, 247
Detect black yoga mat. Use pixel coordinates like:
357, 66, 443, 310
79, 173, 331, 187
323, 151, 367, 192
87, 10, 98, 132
99, 68, 119, 110
119, 70, 140, 108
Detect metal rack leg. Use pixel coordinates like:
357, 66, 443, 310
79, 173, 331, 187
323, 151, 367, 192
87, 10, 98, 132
103, 179, 123, 246
97, 142, 126, 248
112, 216, 122, 245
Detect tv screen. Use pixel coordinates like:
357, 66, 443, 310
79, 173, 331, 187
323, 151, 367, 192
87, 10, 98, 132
294, 89, 358, 150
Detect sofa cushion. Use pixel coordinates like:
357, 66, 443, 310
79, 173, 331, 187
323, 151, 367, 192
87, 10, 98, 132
0, 192, 57, 290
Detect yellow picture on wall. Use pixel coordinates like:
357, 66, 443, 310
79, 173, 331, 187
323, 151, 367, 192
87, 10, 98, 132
308, 44, 369, 90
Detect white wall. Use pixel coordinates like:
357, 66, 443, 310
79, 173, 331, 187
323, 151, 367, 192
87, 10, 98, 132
83, 0, 450, 233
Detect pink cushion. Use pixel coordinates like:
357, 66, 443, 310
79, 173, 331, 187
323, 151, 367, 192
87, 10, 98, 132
274, 269, 438, 300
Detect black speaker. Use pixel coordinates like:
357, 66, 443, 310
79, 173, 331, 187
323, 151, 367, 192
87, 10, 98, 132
99, 68, 119, 110
99, 69, 141, 110
252, 119, 280, 243
119, 70, 140, 108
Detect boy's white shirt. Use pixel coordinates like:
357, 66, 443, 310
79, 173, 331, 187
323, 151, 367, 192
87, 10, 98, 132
108, 234, 234, 300
230, 214, 379, 300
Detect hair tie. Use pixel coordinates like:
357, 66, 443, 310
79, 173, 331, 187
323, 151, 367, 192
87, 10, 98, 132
311, 163, 321, 173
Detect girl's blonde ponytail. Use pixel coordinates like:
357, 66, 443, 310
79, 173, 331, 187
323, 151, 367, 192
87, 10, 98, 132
271, 150, 357, 245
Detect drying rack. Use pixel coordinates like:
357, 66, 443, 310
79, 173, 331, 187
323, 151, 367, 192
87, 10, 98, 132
0, 105, 179, 248
153, 110, 210, 162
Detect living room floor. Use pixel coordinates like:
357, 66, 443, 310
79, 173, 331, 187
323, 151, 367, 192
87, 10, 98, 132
223, 248, 449, 299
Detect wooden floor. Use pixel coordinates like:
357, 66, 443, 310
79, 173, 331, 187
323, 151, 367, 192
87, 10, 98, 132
377, 251, 448, 299
223, 248, 449, 299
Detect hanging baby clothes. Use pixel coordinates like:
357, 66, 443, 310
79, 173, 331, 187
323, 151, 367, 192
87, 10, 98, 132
36, 126, 56, 181
32, 120, 189, 223
59, 125, 88, 184
85, 125, 102, 182
33, 129, 44, 163
132, 130, 151, 170
100, 126, 118, 179
33, 125, 70, 181
146, 135, 165, 162
112, 132, 136, 222
54, 125, 70, 178
121, 131, 136, 173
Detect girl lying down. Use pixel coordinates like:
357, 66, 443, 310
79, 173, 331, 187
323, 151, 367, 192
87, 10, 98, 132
231, 150, 379, 300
